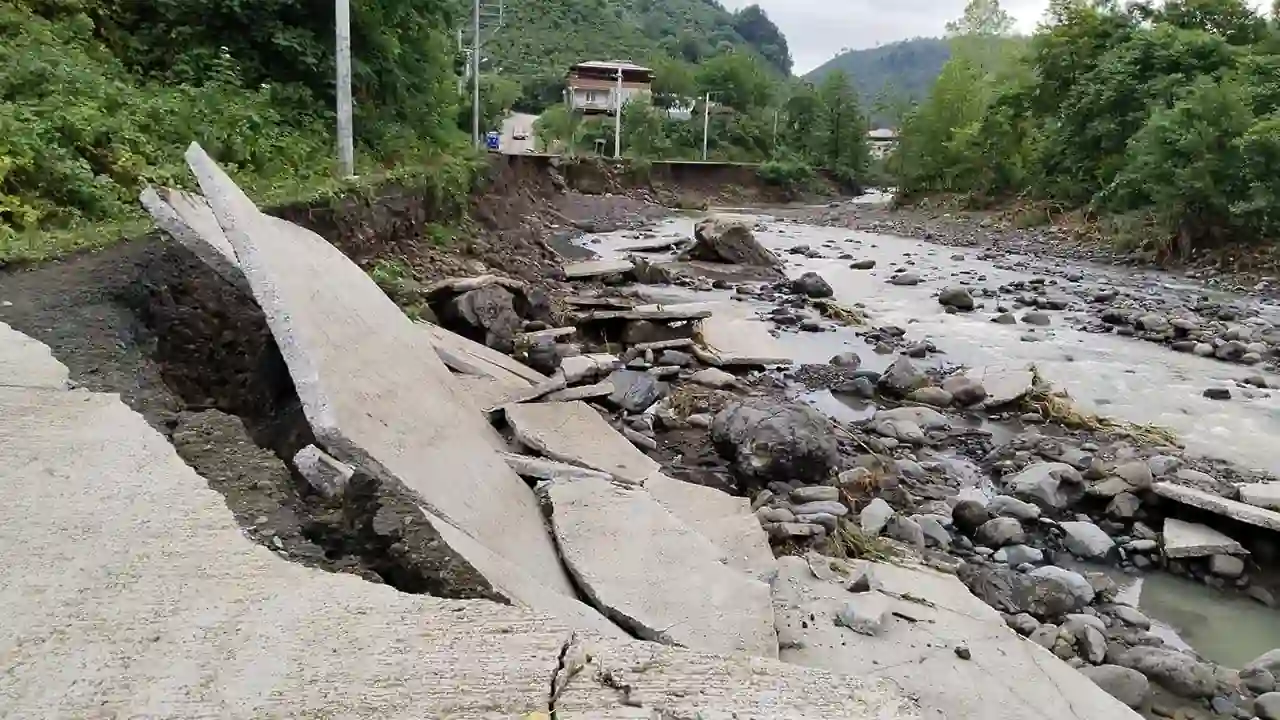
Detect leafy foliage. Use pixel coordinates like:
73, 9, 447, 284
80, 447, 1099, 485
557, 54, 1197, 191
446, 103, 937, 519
805, 38, 952, 124
893, 0, 1280, 255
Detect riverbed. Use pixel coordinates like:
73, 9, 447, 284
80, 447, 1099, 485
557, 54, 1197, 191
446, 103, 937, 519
578, 211, 1280, 668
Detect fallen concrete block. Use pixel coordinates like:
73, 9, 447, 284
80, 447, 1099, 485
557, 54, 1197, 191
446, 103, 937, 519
1, 385, 913, 718
1161, 518, 1247, 558
1154, 481, 1280, 533
0, 322, 69, 389
506, 401, 660, 483
452, 373, 530, 413
501, 451, 627, 486
644, 472, 776, 580
1239, 482, 1280, 510
140, 185, 248, 291
542, 379, 615, 402
577, 307, 713, 322
184, 143, 574, 597
772, 555, 1141, 720
562, 259, 635, 279
539, 475, 777, 658
419, 273, 526, 301
292, 444, 353, 499
696, 314, 792, 367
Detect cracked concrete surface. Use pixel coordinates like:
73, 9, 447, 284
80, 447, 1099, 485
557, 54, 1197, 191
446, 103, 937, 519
0, 321, 69, 389
0, 327, 920, 718
772, 555, 1141, 720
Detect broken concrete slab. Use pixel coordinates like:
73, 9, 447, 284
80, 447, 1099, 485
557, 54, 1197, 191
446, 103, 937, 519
967, 367, 1036, 408
501, 452, 627, 485
1154, 481, 1280, 533
772, 555, 1141, 720
1239, 483, 1280, 510
420, 273, 526, 301
292, 444, 353, 499
539, 475, 777, 658
420, 321, 549, 386
0, 322, 70, 389
514, 326, 576, 345
615, 236, 691, 252
644, 472, 777, 580
506, 401, 661, 483
452, 373, 530, 412
140, 185, 248, 291
562, 259, 635, 279
2, 386, 914, 718
577, 307, 714, 322
1161, 518, 1247, 558
542, 379, 615, 402
184, 143, 574, 597
696, 314, 792, 367
562, 295, 640, 309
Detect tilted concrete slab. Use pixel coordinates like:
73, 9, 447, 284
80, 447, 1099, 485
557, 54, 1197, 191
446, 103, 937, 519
420, 321, 549, 386
539, 476, 777, 658
772, 555, 1141, 720
1239, 482, 1280, 510
1161, 518, 1247, 558
453, 373, 530, 413
506, 401, 661, 483
577, 307, 714, 322
644, 472, 777, 580
1154, 481, 1280, 532
0, 385, 919, 718
696, 315, 792, 367
140, 185, 249, 291
562, 259, 635, 279
0, 322, 69, 389
184, 143, 574, 597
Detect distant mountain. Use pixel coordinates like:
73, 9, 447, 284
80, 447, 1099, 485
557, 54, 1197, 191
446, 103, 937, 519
804, 38, 950, 117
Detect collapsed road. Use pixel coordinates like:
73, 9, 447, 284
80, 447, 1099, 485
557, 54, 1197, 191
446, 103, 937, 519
3, 141, 1275, 719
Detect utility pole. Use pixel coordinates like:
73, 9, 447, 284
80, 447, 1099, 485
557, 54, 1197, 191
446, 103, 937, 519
701, 92, 713, 161
472, 0, 481, 147
614, 67, 623, 158
335, 0, 354, 177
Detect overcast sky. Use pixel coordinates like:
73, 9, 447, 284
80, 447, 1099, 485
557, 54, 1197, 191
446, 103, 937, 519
721, 0, 1267, 74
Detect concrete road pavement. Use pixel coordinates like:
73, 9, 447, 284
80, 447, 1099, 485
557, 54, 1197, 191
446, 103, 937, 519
501, 112, 539, 154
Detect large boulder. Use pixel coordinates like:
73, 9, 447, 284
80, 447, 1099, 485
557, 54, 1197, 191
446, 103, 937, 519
1113, 647, 1217, 699
878, 355, 927, 397
441, 284, 523, 353
1079, 665, 1150, 709
1007, 462, 1086, 510
711, 398, 840, 490
957, 563, 1088, 619
792, 272, 834, 298
680, 219, 781, 267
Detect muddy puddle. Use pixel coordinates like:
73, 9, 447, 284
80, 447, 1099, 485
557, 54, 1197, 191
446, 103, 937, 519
576, 211, 1280, 668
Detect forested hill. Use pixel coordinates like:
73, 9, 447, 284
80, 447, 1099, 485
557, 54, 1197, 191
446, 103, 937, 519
804, 38, 951, 105
483, 0, 791, 79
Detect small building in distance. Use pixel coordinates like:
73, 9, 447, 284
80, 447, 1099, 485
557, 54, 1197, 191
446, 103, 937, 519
868, 127, 899, 160
566, 61, 654, 114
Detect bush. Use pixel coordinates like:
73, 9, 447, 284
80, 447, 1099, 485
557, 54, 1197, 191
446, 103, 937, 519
757, 159, 814, 189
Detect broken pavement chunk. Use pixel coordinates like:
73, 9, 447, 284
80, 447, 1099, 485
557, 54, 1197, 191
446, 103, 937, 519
538, 475, 777, 658
1161, 518, 1247, 558
292, 444, 353, 499
561, 259, 635, 279
0, 321, 70, 389
505, 401, 660, 483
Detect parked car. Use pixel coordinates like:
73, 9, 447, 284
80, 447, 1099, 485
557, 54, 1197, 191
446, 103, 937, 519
513, 130, 528, 140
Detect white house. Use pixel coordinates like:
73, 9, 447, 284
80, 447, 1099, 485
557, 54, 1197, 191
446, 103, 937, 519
566, 61, 654, 114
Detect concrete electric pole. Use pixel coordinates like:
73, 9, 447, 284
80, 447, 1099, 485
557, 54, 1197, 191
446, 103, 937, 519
614, 67, 623, 158
701, 92, 714, 161
472, 0, 481, 147
335, 0, 354, 177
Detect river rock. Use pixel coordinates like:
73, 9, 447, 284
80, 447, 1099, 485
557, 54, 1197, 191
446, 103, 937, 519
1022, 311, 1051, 326
1210, 554, 1245, 578
792, 272, 834, 298
1250, 651, 1280, 676
1242, 667, 1278, 694
908, 386, 954, 407
875, 406, 951, 430
1060, 521, 1116, 560
943, 375, 988, 406
886, 514, 926, 549
860, 498, 895, 537
850, 259, 877, 269
1008, 462, 1086, 510
888, 272, 921, 286
607, 370, 665, 413
1028, 566, 1095, 606
913, 514, 951, 549
938, 287, 975, 311
958, 563, 1087, 618
976, 518, 1026, 548
952, 500, 991, 535
1114, 461, 1154, 489
988, 495, 1041, 521
690, 368, 738, 389
878, 355, 926, 396
711, 398, 840, 490
791, 501, 849, 517
791, 486, 839, 504
829, 352, 861, 369
1079, 665, 1150, 708
1114, 647, 1217, 698
834, 593, 894, 636
1258, 693, 1280, 720
994, 544, 1044, 565
1108, 605, 1151, 629
872, 418, 924, 443
682, 218, 781, 267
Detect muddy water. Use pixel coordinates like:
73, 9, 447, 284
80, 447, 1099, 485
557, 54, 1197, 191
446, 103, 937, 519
579, 212, 1280, 666
586, 214, 1280, 476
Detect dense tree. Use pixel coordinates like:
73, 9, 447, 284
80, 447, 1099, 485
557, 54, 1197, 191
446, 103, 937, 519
732, 5, 792, 74
893, 0, 1280, 255
816, 71, 869, 181
695, 53, 774, 112
805, 38, 952, 125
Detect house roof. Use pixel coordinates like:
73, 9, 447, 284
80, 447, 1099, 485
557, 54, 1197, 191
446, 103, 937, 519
571, 60, 653, 73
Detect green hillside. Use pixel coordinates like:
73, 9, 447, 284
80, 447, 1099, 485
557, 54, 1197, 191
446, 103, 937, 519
805, 38, 951, 108
482, 0, 791, 80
